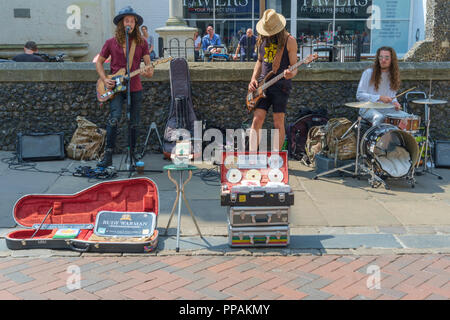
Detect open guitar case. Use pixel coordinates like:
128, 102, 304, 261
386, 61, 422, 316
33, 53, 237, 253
5, 178, 159, 253
162, 58, 200, 159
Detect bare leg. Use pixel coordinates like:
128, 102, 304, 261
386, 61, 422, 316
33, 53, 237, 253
273, 112, 285, 151
249, 108, 267, 152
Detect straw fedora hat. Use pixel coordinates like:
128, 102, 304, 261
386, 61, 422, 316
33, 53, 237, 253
256, 9, 286, 37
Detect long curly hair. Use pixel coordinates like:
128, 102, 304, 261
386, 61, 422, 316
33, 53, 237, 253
256, 29, 289, 52
370, 46, 401, 91
114, 18, 145, 47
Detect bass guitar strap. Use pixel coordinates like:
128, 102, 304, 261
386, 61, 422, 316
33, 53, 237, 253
271, 33, 289, 74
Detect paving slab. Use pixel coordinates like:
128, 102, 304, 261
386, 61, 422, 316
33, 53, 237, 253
158, 236, 229, 252
381, 201, 450, 226
0, 238, 8, 252
0, 170, 61, 227
397, 235, 450, 248
153, 234, 404, 252
290, 234, 402, 249
290, 192, 328, 226
0, 151, 449, 253
314, 199, 402, 227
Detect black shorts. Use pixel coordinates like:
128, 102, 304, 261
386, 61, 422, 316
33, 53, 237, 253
255, 82, 291, 113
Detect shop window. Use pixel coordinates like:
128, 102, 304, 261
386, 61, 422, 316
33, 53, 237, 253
267, 0, 291, 18
187, 19, 254, 54
183, 0, 259, 19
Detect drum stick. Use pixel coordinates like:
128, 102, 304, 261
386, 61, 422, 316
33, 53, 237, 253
394, 87, 416, 99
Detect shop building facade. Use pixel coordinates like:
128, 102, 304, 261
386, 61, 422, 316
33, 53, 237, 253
0, 0, 426, 61
181, 0, 426, 57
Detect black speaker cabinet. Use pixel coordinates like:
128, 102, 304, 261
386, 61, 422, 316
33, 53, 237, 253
434, 140, 450, 168
17, 132, 65, 162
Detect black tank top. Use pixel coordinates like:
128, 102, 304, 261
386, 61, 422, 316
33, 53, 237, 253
258, 36, 292, 90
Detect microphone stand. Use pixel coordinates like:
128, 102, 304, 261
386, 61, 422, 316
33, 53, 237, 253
124, 26, 134, 178
122, 26, 162, 177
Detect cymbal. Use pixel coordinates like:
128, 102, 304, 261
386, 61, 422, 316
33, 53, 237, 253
412, 98, 448, 105
345, 101, 394, 109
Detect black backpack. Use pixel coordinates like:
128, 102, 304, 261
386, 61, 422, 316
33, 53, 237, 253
287, 108, 328, 161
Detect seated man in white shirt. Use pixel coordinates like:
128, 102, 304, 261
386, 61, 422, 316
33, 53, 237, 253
356, 46, 409, 126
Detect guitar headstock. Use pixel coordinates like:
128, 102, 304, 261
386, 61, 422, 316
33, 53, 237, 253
305, 53, 319, 64
152, 56, 174, 67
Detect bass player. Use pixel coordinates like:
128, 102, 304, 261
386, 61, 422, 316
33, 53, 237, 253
247, 9, 298, 152
96, 6, 153, 167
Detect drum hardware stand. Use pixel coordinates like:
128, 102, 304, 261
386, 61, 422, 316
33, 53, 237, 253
314, 117, 363, 178
412, 91, 446, 180
415, 109, 442, 180
358, 158, 390, 190
313, 116, 390, 190
140, 121, 163, 159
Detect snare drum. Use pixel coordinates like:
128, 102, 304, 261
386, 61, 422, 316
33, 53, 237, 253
384, 113, 420, 132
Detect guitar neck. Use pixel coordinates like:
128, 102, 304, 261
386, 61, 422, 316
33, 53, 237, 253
126, 57, 172, 79
261, 58, 309, 90
128, 65, 150, 79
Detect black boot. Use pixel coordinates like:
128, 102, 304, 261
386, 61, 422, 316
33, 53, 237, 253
130, 127, 141, 160
97, 148, 113, 167
98, 122, 117, 167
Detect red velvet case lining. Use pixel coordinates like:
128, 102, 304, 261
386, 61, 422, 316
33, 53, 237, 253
8, 178, 158, 240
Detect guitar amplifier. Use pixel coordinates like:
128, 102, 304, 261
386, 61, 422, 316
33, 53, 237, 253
434, 141, 450, 168
17, 132, 65, 162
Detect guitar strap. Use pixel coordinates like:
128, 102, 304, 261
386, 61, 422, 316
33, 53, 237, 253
271, 33, 289, 74
123, 40, 136, 73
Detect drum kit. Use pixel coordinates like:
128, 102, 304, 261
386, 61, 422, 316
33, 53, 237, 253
314, 96, 447, 189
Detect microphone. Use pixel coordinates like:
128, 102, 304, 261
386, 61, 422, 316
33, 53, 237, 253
125, 26, 131, 33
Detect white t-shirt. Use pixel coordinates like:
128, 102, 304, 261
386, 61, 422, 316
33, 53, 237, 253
356, 68, 398, 116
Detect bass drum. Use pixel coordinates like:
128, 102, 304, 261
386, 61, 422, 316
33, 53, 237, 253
360, 124, 419, 178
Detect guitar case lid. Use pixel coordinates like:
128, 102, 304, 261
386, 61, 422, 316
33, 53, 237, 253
12, 178, 159, 229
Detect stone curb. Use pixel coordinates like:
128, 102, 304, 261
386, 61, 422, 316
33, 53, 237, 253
1, 233, 449, 258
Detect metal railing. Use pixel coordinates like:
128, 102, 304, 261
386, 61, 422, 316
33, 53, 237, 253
160, 36, 368, 62
298, 35, 363, 62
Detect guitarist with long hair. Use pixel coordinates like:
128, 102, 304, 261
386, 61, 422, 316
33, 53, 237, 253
247, 9, 298, 152
96, 6, 153, 167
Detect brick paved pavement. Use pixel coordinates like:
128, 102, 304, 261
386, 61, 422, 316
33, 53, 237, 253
0, 254, 448, 300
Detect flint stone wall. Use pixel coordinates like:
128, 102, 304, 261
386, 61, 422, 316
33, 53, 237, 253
0, 62, 448, 152
404, 0, 449, 62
